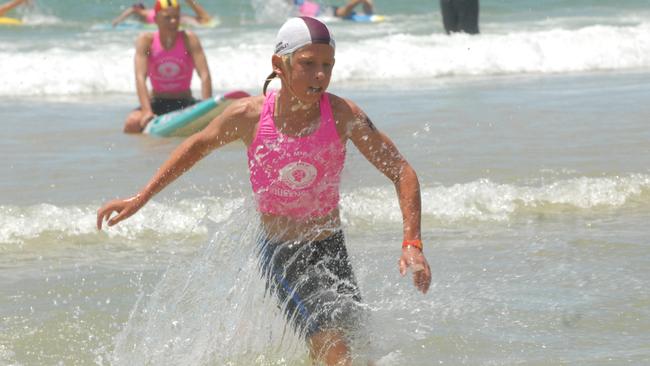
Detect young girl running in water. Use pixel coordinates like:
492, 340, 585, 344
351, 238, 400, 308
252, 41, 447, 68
97, 16, 430, 365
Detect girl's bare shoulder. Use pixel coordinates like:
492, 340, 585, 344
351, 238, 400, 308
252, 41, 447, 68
225, 95, 265, 122
327, 93, 366, 134
136, 31, 154, 42
135, 32, 154, 50
218, 95, 265, 142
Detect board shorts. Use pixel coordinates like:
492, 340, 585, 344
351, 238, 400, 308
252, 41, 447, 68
257, 230, 366, 338
136, 97, 197, 116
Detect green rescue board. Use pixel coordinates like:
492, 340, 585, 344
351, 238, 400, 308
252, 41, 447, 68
144, 90, 249, 137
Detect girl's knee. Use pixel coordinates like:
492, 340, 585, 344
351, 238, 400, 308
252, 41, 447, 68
308, 330, 351, 366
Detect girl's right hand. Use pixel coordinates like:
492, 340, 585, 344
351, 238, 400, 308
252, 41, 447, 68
139, 111, 155, 130
96, 195, 147, 230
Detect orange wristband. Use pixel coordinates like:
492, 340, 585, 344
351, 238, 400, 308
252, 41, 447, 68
402, 239, 423, 251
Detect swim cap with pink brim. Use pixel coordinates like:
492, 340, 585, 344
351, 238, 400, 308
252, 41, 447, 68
274, 16, 336, 56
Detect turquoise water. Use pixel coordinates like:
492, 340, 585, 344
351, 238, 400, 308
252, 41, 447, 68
3, 0, 650, 95
2, 1, 650, 365
8, 0, 650, 25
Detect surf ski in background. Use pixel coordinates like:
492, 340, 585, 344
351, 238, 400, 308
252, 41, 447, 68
144, 90, 249, 137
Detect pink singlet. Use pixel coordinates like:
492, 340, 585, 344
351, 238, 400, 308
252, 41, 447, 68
148, 31, 194, 93
247, 91, 346, 220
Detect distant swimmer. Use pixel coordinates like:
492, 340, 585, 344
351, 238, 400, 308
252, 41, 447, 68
0, 0, 30, 17
290, 0, 375, 19
98, 16, 430, 366
112, 0, 213, 28
123, 0, 212, 133
331, 0, 374, 18
440, 0, 479, 35
112, 3, 156, 27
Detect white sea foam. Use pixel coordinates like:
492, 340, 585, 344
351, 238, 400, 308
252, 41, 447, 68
2, 23, 650, 96
0, 197, 244, 245
343, 174, 650, 224
20, 13, 62, 26
2, 174, 648, 245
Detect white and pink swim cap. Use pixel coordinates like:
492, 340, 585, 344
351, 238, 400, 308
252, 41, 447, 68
274, 16, 336, 56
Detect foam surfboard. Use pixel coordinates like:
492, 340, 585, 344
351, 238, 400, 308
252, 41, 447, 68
344, 13, 386, 23
144, 90, 249, 137
0, 17, 22, 25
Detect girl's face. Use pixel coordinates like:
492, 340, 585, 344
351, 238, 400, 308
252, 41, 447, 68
156, 7, 180, 31
281, 44, 335, 104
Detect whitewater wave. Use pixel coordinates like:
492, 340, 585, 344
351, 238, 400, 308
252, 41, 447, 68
344, 174, 650, 224
2, 174, 648, 245
2, 23, 650, 96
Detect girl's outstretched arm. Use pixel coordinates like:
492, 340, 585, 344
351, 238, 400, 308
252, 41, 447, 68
97, 97, 258, 230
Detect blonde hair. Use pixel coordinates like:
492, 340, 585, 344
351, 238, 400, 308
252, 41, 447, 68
262, 55, 291, 95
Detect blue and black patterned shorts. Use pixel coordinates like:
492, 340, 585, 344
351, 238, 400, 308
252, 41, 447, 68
257, 230, 365, 338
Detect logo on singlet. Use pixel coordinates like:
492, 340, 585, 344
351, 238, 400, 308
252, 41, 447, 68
157, 61, 181, 78
278, 161, 318, 190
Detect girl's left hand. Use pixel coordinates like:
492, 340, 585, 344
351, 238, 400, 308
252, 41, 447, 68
399, 247, 431, 294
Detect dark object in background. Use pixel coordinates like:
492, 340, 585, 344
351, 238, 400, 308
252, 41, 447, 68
440, 0, 480, 34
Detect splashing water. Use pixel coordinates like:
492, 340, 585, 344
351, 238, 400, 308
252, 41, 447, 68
109, 200, 374, 365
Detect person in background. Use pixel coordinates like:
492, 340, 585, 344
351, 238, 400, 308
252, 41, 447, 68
123, 0, 212, 133
112, 2, 154, 26
440, 0, 479, 34
0, 0, 30, 17
97, 16, 430, 365
112, 0, 213, 28
332, 0, 374, 18
292, 0, 374, 19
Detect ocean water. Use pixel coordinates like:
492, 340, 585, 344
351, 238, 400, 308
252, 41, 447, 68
2, 0, 650, 365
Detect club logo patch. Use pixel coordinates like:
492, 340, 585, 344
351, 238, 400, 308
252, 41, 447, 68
157, 62, 181, 78
278, 161, 317, 189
